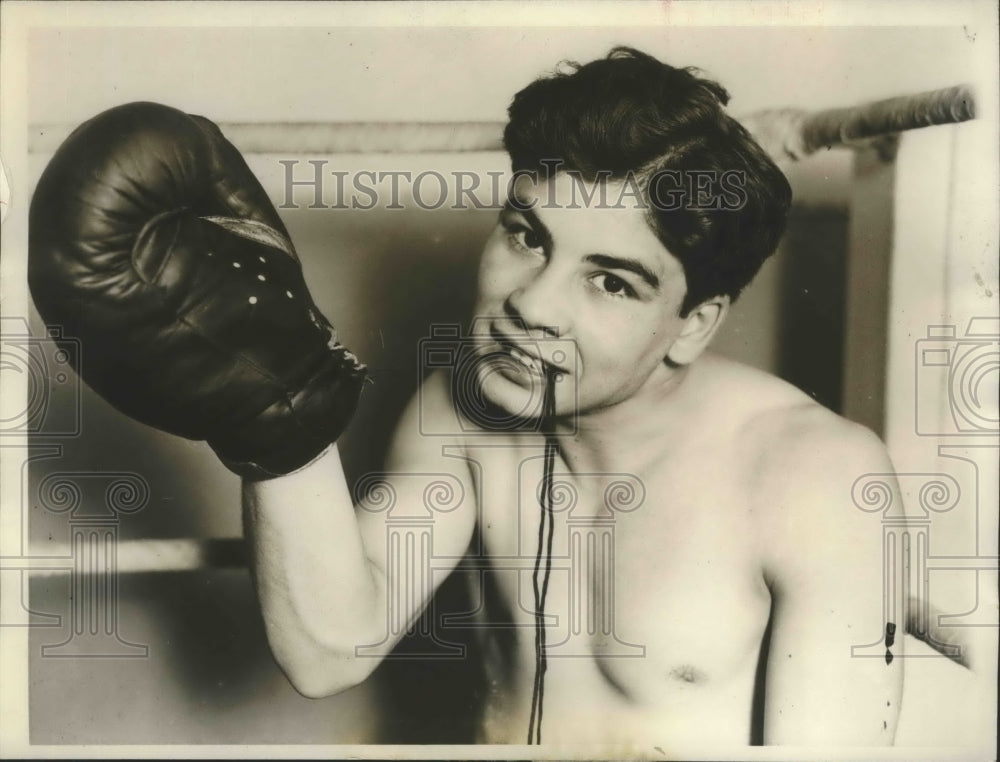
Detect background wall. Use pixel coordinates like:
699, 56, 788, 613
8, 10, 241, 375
28, 26, 980, 124
19, 21, 993, 748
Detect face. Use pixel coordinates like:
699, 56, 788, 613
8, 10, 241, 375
470, 171, 694, 423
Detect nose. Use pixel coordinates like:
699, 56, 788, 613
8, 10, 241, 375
503, 265, 565, 337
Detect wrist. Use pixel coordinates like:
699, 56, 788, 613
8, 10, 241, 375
223, 442, 340, 482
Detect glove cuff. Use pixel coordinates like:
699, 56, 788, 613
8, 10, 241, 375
215, 443, 338, 481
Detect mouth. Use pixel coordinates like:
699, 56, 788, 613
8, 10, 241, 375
488, 327, 566, 379
507, 344, 545, 376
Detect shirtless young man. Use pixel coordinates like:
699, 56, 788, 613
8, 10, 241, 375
28, 48, 907, 749
243, 49, 903, 747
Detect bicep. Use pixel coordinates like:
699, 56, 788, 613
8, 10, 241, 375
764, 559, 903, 744
761, 426, 904, 745
354, 373, 478, 632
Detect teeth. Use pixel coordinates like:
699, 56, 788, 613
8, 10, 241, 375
509, 346, 542, 374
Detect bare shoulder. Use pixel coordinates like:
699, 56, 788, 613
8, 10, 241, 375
415, 367, 454, 421
384, 369, 466, 468
701, 353, 893, 484
742, 396, 892, 498
711, 358, 896, 574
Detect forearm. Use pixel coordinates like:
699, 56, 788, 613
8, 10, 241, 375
242, 444, 385, 697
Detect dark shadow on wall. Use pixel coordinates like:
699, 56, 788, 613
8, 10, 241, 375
285, 204, 492, 487
775, 207, 849, 414
371, 569, 488, 744
29, 570, 379, 744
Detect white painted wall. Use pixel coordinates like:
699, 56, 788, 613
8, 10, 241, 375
28, 26, 983, 124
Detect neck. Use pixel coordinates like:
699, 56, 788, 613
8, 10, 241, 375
550, 357, 700, 475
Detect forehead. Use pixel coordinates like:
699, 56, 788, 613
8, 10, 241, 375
511, 171, 683, 276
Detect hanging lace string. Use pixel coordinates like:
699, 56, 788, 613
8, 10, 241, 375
528, 367, 559, 744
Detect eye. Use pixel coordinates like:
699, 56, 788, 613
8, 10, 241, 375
504, 224, 544, 254
520, 228, 544, 250
590, 272, 636, 299
499, 212, 545, 256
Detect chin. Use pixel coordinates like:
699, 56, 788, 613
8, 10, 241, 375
467, 356, 547, 427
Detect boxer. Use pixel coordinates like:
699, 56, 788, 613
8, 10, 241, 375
32, 48, 959, 749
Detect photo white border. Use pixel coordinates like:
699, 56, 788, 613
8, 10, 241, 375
2, 1, 997, 759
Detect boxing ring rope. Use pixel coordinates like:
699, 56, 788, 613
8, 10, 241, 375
29, 85, 976, 159
798, 85, 975, 154
24, 539, 246, 577
21, 82, 979, 581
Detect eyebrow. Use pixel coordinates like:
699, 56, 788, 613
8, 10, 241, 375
502, 201, 661, 291
585, 254, 661, 291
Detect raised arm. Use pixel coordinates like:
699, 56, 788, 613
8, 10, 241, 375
243, 371, 477, 697
759, 416, 904, 745
27, 101, 476, 699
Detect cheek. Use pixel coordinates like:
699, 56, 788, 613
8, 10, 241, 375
476, 240, 527, 305
644, 318, 684, 357
581, 312, 680, 372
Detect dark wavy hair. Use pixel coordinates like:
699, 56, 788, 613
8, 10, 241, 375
503, 47, 792, 316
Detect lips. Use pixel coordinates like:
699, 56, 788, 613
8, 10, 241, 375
488, 327, 567, 378
507, 344, 545, 375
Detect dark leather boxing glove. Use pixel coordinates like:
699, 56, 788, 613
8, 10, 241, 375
29, 101, 366, 479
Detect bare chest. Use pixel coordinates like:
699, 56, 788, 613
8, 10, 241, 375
464, 441, 771, 725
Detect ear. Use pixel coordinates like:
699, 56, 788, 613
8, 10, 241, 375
666, 295, 730, 365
